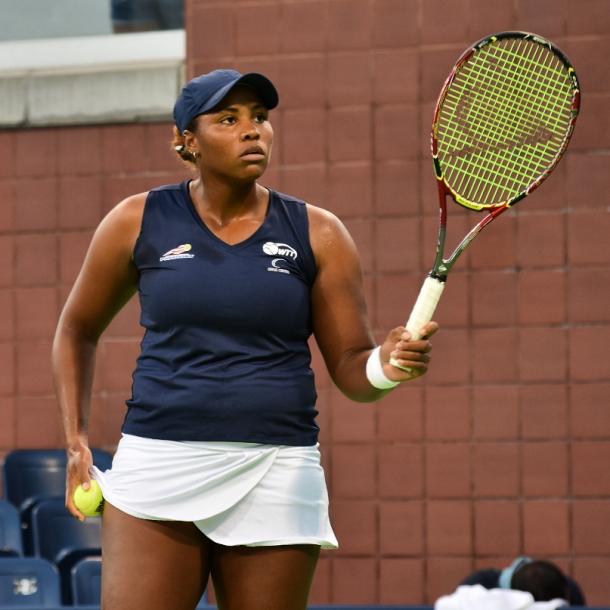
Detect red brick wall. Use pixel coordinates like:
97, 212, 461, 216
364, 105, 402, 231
0, 124, 190, 446
1, 0, 610, 605
183, 0, 610, 604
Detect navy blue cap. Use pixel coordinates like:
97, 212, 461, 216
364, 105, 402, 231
173, 69, 279, 132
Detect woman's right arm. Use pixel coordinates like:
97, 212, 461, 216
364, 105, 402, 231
52, 193, 146, 519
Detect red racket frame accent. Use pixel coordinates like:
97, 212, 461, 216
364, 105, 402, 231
427, 31, 581, 280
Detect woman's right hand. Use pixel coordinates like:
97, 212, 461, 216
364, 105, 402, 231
65, 436, 93, 521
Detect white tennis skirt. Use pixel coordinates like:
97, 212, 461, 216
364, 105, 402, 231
93, 434, 338, 549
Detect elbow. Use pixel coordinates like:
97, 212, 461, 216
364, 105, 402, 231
53, 315, 100, 356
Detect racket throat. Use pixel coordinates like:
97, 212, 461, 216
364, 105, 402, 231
429, 270, 448, 282
431, 217, 450, 280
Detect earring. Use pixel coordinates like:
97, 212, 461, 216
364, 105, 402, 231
189, 150, 200, 161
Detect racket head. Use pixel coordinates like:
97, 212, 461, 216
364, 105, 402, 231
432, 31, 581, 212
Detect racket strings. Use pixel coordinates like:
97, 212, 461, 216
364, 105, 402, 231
446, 40, 570, 177
436, 36, 575, 207
465, 41, 572, 162
440, 43, 571, 204
452, 40, 567, 202
455, 42, 557, 146
442, 42, 569, 201
490, 41, 573, 200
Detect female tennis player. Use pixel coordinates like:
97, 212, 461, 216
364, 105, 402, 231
53, 69, 438, 610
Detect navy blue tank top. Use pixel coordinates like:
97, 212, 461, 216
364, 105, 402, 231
122, 181, 319, 445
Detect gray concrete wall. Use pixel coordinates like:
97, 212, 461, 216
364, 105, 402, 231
0, 0, 111, 41
0, 30, 185, 127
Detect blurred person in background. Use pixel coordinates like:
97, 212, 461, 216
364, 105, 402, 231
111, 0, 184, 32
461, 557, 586, 606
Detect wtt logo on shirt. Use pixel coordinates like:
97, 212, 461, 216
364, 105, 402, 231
262, 242, 298, 259
159, 244, 195, 262
262, 242, 298, 275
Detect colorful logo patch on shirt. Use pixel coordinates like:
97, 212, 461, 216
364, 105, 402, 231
160, 243, 195, 262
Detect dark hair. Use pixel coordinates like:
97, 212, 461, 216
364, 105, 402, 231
511, 560, 568, 602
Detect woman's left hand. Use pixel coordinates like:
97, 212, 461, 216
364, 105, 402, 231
380, 321, 439, 382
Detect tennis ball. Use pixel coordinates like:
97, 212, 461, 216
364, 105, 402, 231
73, 480, 104, 517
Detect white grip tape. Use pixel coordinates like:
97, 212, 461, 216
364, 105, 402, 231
389, 276, 445, 369
404, 276, 445, 339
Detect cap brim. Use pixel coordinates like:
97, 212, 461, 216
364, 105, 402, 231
202, 72, 279, 114
235, 73, 279, 110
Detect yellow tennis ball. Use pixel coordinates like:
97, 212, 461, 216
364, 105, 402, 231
73, 480, 104, 517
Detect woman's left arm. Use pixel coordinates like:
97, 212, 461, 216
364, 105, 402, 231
308, 205, 438, 402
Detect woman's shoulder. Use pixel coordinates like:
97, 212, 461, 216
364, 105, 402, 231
306, 202, 348, 241
305, 202, 357, 265
90, 191, 152, 256
103, 191, 149, 231
106, 181, 185, 225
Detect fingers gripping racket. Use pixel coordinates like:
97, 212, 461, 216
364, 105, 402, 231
390, 31, 580, 370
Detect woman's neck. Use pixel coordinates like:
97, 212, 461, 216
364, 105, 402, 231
189, 177, 269, 229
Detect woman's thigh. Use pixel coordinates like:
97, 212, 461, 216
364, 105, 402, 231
211, 544, 320, 610
101, 502, 211, 610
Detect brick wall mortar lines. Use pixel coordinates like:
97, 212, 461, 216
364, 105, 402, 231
0, 0, 608, 604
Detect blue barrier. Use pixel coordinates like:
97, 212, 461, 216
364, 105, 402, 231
3, 591, 598, 608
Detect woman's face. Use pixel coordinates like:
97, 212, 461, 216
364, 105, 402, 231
187, 85, 274, 183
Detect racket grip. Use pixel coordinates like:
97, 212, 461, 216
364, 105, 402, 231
389, 276, 445, 369
404, 276, 445, 340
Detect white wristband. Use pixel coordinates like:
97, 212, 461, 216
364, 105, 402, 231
366, 347, 400, 390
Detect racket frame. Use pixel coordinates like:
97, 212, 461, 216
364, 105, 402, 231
429, 30, 581, 281
390, 31, 580, 367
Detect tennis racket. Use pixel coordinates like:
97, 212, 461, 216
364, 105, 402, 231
390, 31, 580, 370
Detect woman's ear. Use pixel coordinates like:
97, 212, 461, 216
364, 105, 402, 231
182, 130, 196, 149
182, 130, 201, 160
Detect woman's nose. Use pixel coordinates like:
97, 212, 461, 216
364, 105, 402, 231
241, 122, 260, 140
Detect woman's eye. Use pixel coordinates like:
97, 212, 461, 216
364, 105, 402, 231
255, 114, 268, 123
221, 116, 237, 124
